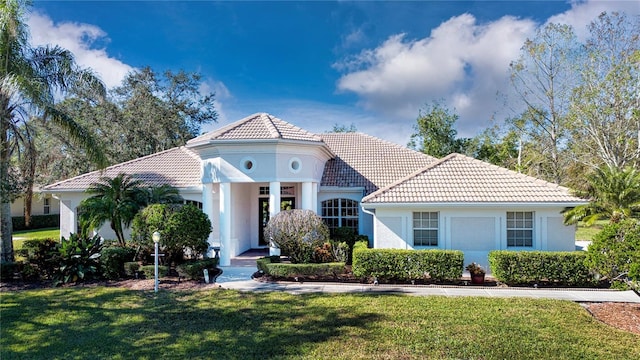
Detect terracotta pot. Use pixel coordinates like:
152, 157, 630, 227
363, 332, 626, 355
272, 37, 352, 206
470, 273, 485, 284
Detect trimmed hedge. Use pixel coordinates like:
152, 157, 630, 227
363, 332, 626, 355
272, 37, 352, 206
12, 215, 59, 231
176, 258, 219, 280
257, 256, 344, 278
124, 262, 140, 277
139, 265, 168, 279
488, 250, 597, 286
352, 248, 464, 282
100, 246, 137, 280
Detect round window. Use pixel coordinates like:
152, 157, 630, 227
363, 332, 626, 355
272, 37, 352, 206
244, 160, 253, 170
240, 156, 256, 173
289, 157, 302, 173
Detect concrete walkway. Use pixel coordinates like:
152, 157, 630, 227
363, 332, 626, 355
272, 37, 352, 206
217, 269, 640, 303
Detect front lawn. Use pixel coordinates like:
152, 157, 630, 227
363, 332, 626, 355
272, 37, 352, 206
1, 288, 638, 359
575, 220, 607, 241
12, 227, 60, 251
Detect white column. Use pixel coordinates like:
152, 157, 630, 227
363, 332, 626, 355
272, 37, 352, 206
60, 199, 79, 240
269, 181, 281, 256
311, 182, 318, 213
202, 183, 216, 257
301, 182, 313, 211
219, 182, 232, 266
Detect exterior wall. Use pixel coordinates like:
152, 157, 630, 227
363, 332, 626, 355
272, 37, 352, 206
10, 196, 60, 217
370, 205, 576, 270
232, 183, 252, 256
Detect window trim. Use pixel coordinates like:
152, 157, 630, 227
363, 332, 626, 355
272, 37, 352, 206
321, 198, 359, 234
43, 198, 50, 215
412, 211, 439, 247
506, 211, 534, 247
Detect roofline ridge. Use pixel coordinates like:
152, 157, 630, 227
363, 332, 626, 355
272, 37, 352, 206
320, 132, 438, 162
263, 113, 282, 138
44, 146, 186, 190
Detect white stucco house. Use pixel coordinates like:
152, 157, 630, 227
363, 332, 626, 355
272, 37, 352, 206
43, 113, 586, 267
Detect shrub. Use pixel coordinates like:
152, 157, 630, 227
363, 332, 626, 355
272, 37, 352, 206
585, 219, 640, 284
488, 251, 597, 286
263, 209, 330, 263
176, 258, 219, 280
331, 228, 368, 265
139, 265, 168, 279
131, 204, 212, 264
352, 248, 463, 282
331, 241, 349, 263
100, 246, 137, 280
52, 234, 103, 286
257, 256, 345, 278
12, 214, 59, 231
124, 262, 140, 277
17, 238, 60, 280
312, 243, 334, 263
1, 262, 19, 281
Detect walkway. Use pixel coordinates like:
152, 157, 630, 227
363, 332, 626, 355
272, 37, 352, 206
216, 249, 640, 303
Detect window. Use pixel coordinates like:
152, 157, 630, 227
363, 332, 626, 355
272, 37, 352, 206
413, 212, 438, 246
507, 211, 533, 247
184, 200, 203, 210
321, 198, 359, 233
259, 186, 295, 196
43, 198, 50, 215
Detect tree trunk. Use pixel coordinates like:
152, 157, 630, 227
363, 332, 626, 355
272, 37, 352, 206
1, 113, 14, 263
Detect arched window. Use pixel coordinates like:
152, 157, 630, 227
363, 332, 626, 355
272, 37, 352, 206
321, 198, 359, 233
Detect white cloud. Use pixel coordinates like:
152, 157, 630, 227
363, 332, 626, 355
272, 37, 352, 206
27, 12, 133, 88
334, 0, 639, 137
547, 0, 640, 40
199, 79, 233, 125
335, 14, 536, 136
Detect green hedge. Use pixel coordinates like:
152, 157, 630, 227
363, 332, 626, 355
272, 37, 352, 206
488, 251, 597, 286
12, 214, 59, 231
139, 265, 168, 279
176, 258, 219, 280
352, 248, 464, 282
100, 246, 137, 280
257, 256, 344, 278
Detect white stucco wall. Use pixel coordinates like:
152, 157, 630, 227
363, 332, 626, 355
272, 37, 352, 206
369, 205, 577, 268
10, 196, 60, 217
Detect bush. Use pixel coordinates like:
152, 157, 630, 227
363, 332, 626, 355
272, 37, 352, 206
585, 219, 640, 284
1, 262, 19, 281
52, 234, 103, 286
331, 228, 368, 265
257, 256, 345, 278
176, 258, 219, 280
131, 204, 212, 264
263, 209, 330, 263
124, 262, 140, 277
12, 214, 59, 231
139, 265, 168, 279
100, 246, 137, 280
352, 248, 463, 282
488, 251, 597, 286
17, 238, 60, 280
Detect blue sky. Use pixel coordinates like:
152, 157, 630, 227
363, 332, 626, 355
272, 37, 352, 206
29, 1, 639, 146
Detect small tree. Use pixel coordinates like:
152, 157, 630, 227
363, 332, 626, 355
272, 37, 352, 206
264, 209, 330, 264
586, 219, 640, 286
131, 204, 211, 264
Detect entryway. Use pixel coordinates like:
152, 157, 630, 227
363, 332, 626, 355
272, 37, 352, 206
258, 197, 295, 246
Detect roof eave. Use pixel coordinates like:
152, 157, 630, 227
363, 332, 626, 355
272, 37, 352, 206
361, 201, 588, 208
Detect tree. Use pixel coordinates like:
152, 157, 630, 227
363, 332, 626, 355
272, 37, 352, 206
329, 123, 357, 133
585, 219, 640, 285
465, 125, 520, 170
1, 0, 106, 263
264, 209, 330, 264
79, 174, 146, 246
563, 166, 640, 225
569, 12, 640, 170
408, 101, 466, 157
142, 184, 183, 206
509, 23, 579, 184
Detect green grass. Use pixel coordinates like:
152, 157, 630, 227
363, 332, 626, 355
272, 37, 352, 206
11, 227, 59, 251
1, 288, 638, 359
575, 220, 607, 241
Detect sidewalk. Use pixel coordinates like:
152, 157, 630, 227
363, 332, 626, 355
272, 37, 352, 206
217, 274, 640, 303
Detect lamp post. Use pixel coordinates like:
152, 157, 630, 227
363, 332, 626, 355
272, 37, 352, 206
152, 231, 160, 293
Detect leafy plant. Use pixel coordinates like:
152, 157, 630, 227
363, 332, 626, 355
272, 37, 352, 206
466, 262, 486, 276
176, 258, 219, 280
139, 265, 168, 279
123, 262, 140, 277
100, 246, 137, 280
16, 238, 60, 280
264, 209, 330, 264
585, 219, 640, 286
52, 234, 103, 286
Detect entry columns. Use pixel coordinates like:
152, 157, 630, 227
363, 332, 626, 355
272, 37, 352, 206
219, 182, 232, 266
301, 181, 317, 213
202, 183, 216, 258
268, 181, 281, 256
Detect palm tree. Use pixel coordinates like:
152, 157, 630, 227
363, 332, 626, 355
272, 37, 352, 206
143, 184, 183, 205
563, 166, 640, 225
1, 0, 106, 262
79, 174, 146, 246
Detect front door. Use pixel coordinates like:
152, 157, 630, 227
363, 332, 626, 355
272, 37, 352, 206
259, 197, 296, 246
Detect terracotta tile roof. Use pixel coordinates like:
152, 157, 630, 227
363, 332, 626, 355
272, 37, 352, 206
43, 147, 202, 191
187, 112, 322, 145
320, 133, 437, 195
362, 153, 585, 204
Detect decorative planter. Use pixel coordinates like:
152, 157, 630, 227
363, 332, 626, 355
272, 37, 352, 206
470, 273, 485, 284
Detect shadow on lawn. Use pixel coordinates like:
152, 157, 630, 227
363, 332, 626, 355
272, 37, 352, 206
1, 288, 382, 359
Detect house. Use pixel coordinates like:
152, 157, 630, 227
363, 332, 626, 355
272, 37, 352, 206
10, 194, 60, 218
43, 113, 585, 267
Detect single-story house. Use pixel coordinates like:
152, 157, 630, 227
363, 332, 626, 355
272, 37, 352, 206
43, 113, 586, 267
11, 194, 60, 218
